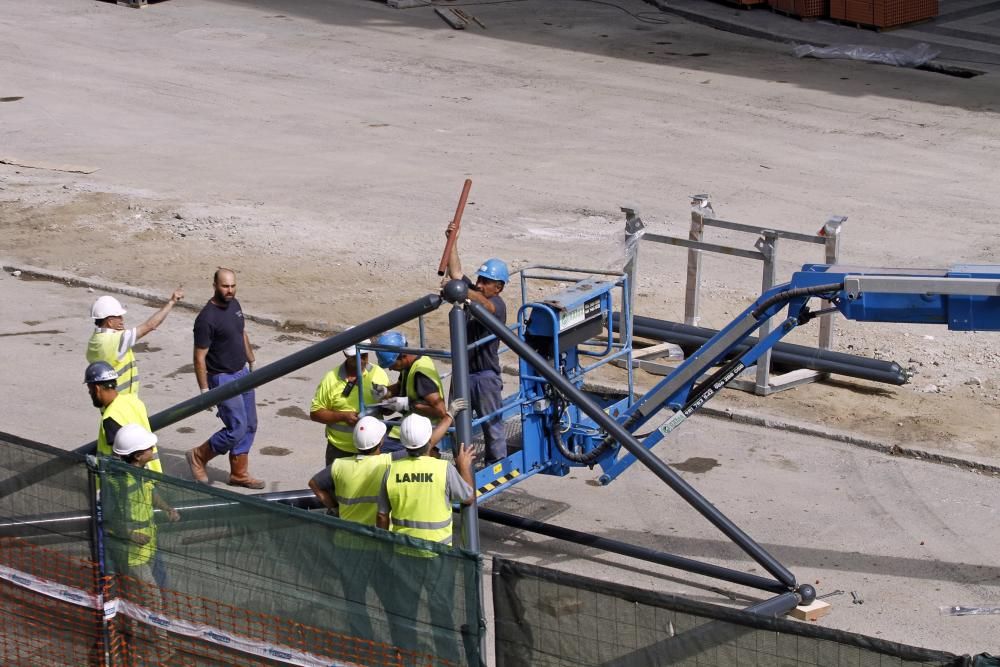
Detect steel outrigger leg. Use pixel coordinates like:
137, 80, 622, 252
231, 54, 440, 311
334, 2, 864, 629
462, 289, 813, 606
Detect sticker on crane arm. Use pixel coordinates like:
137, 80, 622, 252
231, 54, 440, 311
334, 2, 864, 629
658, 411, 687, 435
558, 297, 601, 331
477, 468, 521, 497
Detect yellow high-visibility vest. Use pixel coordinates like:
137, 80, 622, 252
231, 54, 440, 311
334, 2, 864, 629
385, 456, 451, 557
98, 394, 162, 474
330, 453, 392, 551
389, 355, 445, 440
312, 364, 389, 454
87, 330, 139, 395
332, 453, 392, 527
109, 471, 157, 567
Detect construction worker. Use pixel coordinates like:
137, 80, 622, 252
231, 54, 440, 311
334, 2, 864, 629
375, 330, 448, 454
186, 268, 264, 489
309, 339, 391, 465
306, 415, 403, 641
443, 232, 510, 464
106, 423, 178, 660
375, 411, 474, 662
85, 361, 162, 473
86, 289, 184, 396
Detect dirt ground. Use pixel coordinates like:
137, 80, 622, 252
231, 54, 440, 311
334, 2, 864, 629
3, 0, 1000, 464
2, 0, 1000, 657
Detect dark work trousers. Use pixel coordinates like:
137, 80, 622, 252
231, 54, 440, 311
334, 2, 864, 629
469, 370, 507, 462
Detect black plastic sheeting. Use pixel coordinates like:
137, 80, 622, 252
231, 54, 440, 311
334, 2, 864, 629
492, 558, 992, 667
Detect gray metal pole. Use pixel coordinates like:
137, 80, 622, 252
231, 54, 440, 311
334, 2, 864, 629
754, 231, 779, 395
448, 300, 480, 552
112, 294, 440, 443
685, 195, 711, 326
818, 215, 846, 351
465, 299, 798, 590
445, 289, 486, 667
0, 294, 443, 501
478, 508, 788, 594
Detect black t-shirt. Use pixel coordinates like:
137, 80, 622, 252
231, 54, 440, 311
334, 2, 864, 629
401, 369, 441, 400
193, 298, 247, 375
463, 277, 506, 375
103, 417, 122, 451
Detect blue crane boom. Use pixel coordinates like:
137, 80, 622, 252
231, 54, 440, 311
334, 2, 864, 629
472, 264, 1000, 495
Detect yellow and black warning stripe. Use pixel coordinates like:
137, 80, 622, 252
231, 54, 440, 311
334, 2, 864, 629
477, 469, 521, 497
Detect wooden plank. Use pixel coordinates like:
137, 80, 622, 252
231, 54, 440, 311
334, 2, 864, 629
435, 7, 466, 29
789, 599, 831, 622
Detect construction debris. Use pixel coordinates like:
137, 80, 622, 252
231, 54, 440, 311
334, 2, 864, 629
435, 7, 466, 29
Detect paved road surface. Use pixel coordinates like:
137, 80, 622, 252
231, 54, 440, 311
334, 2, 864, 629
0, 273, 996, 655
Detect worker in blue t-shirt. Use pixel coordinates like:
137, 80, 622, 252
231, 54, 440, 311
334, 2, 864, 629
443, 232, 509, 464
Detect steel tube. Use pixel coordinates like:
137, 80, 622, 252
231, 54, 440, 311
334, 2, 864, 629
478, 507, 786, 594
613, 314, 906, 384
0, 295, 443, 502
449, 303, 480, 553
467, 301, 798, 590
104, 294, 440, 445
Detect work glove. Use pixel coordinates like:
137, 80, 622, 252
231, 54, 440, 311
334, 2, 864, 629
372, 384, 389, 401
447, 398, 468, 418
385, 396, 409, 413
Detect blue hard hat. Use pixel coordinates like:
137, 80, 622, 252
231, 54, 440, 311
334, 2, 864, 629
375, 331, 407, 368
476, 258, 509, 284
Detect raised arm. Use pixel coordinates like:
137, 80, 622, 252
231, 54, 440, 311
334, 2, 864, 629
136, 288, 184, 339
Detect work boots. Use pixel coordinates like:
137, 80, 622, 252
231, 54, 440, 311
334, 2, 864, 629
228, 453, 265, 489
185, 441, 217, 484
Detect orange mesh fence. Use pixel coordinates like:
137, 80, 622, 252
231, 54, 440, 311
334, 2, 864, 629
0, 434, 482, 666
95, 457, 482, 667
0, 433, 110, 666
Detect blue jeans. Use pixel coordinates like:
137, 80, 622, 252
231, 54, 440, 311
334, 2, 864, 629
207, 366, 257, 456
470, 370, 506, 462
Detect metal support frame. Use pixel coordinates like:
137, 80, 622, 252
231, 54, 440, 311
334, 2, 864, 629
465, 297, 807, 597
637, 195, 846, 395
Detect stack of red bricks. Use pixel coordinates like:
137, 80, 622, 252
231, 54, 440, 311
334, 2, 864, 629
768, 0, 826, 18
828, 0, 938, 28
760, 0, 938, 26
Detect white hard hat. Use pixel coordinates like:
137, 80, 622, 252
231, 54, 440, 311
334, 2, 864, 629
341, 326, 370, 357
113, 423, 157, 457
91, 295, 127, 320
400, 414, 434, 450
353, 416, 387, 451
344, 340, 371, 357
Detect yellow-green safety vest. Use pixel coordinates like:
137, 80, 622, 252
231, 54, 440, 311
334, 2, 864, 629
332, 453, 392, 527
330, 453, 392, 551
110, 470, 157, 567
98, 394, 162, 474
87, 330, 139, 395
389, 355, 445, 440
316, 364, 389, 454
385, 456, 452, 557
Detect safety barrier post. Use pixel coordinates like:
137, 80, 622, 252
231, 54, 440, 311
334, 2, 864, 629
444, 280, 487, 667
